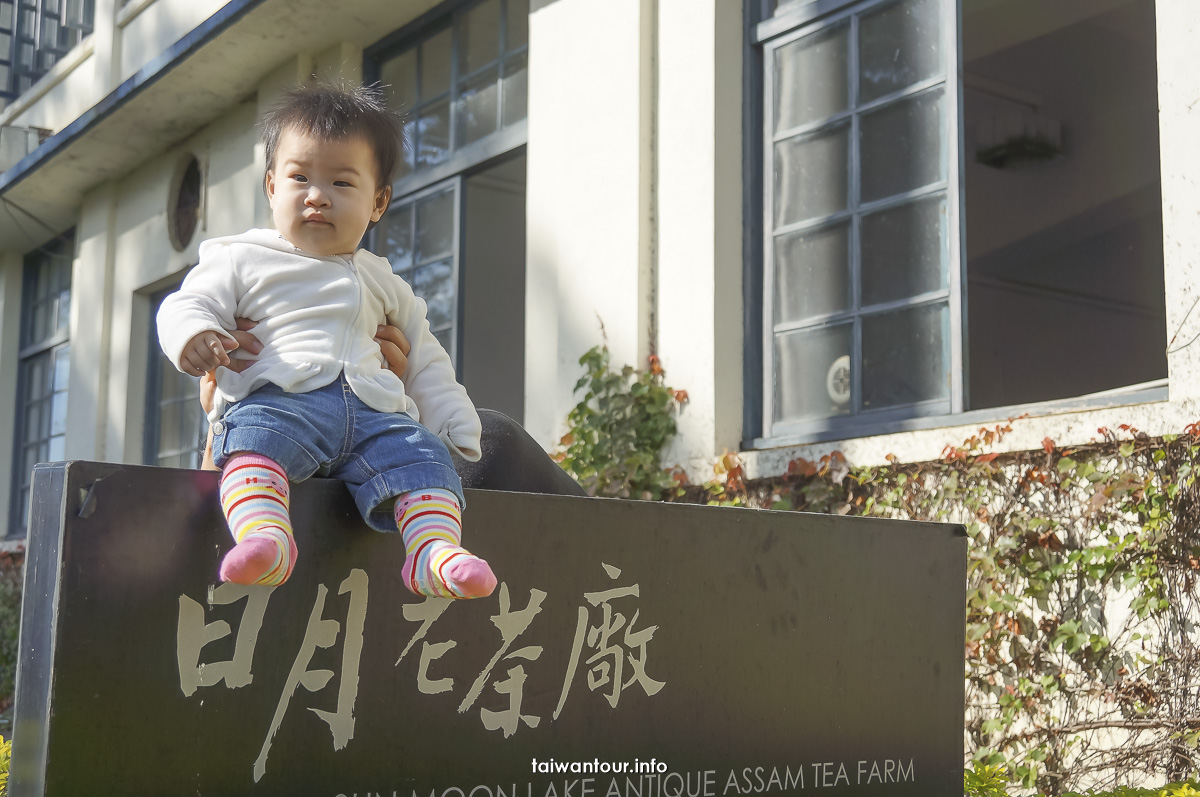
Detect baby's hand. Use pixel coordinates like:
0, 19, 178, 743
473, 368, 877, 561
181, 330, 240, 377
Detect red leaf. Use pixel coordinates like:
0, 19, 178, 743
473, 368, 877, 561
1042, 437, 1056, 453
788, 457, 818, 478
975, 453, 1000, 464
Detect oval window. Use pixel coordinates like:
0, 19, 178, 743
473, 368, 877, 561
169, 155, 202, 251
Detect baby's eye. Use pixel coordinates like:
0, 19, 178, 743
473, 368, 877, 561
334, 180, 352, 187
292, 174, 308, 183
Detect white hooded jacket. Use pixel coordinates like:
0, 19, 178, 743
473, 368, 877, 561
156, 228, 482, 461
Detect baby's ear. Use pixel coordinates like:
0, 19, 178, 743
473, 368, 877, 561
372, 184, 392, 222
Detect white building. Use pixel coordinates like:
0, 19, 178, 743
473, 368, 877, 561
0, 0, 1193, 538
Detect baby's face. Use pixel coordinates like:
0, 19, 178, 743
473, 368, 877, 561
266, 128, 390, 256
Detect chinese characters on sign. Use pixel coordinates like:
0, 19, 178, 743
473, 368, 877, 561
174, 563, 666, 783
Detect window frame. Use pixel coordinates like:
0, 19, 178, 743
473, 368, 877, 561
363, 0, 529, 202
8, 231, 73, 538
755, 0, 967, 443
374, 175, 466, 367
143, 286, 206, 470
365, 0, 528, 377
0, 0, 95, 105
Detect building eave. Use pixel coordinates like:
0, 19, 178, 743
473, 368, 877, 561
0, 0, 437, 252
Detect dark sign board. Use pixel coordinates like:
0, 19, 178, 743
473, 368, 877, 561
12, 461, 966, 796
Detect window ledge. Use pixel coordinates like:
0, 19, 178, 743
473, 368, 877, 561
0, 538, 27, 554
117, 0, 158, 29
0, 36, 96, 130
746, 379, 1170, 451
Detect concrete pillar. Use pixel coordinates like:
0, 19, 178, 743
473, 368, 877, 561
1158, 0, 1200, 399
524, 0, 655, 449
656, 0, 743, 476
65, 184, 117, 461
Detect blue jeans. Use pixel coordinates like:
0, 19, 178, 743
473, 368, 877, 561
210, 376, 464, 532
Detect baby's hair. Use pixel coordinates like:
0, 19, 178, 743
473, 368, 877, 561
260, 81, 404, 190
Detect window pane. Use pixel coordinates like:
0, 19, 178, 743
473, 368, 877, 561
417, 98, 451, 168
775, 322, 853, 424
55, 285, 69, 333
505, 0, 528, 51
774, 221, 851, 323
52, 344, 69, 391
458, 66, 500, 147
432, 327, 453, 356
774, 122, 849, 227
26, 352, 47, 399
415, 188, 455, 263
23, 400, 41, 444
459, 0, 500, 76
860, 88, 943, 203
47, 434, 63, 462
29, 301, 47, 344
502, 51, 527, 127
398, 117, 417, 181
158, 400, 182, 456
22, 443, 39, 475
861, 302, 948, 410
859, 0, 941, 104
420, 27, 452, 99
49, 390, 66, 436
381, 47, 417, 114
861, 195, 947, 306
379, 203, 414, 272
774, 22, 848, 134
411, 259, 456, 330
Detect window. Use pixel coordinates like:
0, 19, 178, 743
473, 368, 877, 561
372, 0, 528, 195
755, 0, 1166, 442
373, 180, 462, 362
0, 0, 95, 105
145, 287, 205, 469
9, 231, 72, 537
365, 0, 530, 372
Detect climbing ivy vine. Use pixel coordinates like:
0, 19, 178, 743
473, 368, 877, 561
556, 349, 1200, 794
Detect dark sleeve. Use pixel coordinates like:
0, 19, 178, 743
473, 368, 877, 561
451, 409, 586, 497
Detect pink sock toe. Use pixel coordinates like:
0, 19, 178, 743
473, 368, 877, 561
444, 556, 497, 598
220, 537, 296, 585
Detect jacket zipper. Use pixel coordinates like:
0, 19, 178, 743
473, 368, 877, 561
336, 254, 362, 367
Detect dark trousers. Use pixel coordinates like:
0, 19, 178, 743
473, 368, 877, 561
451, 409, 586, 498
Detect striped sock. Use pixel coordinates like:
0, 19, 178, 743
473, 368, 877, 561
396, 489, 496, 599
218, 453, 297, 586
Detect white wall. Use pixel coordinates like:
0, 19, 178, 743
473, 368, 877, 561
524, 0, 654, 448
116, 0, 229, 83
656, 0, 743, 477
1156, 0, 1200, 403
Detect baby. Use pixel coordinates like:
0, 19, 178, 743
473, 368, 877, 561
157, 83, 496, 600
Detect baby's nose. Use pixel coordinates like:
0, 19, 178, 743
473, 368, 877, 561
305, 186, 330, 206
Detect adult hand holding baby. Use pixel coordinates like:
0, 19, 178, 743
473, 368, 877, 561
180, 315, 266, 377
196, 318, 266, 414
197, 319, 410, 418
